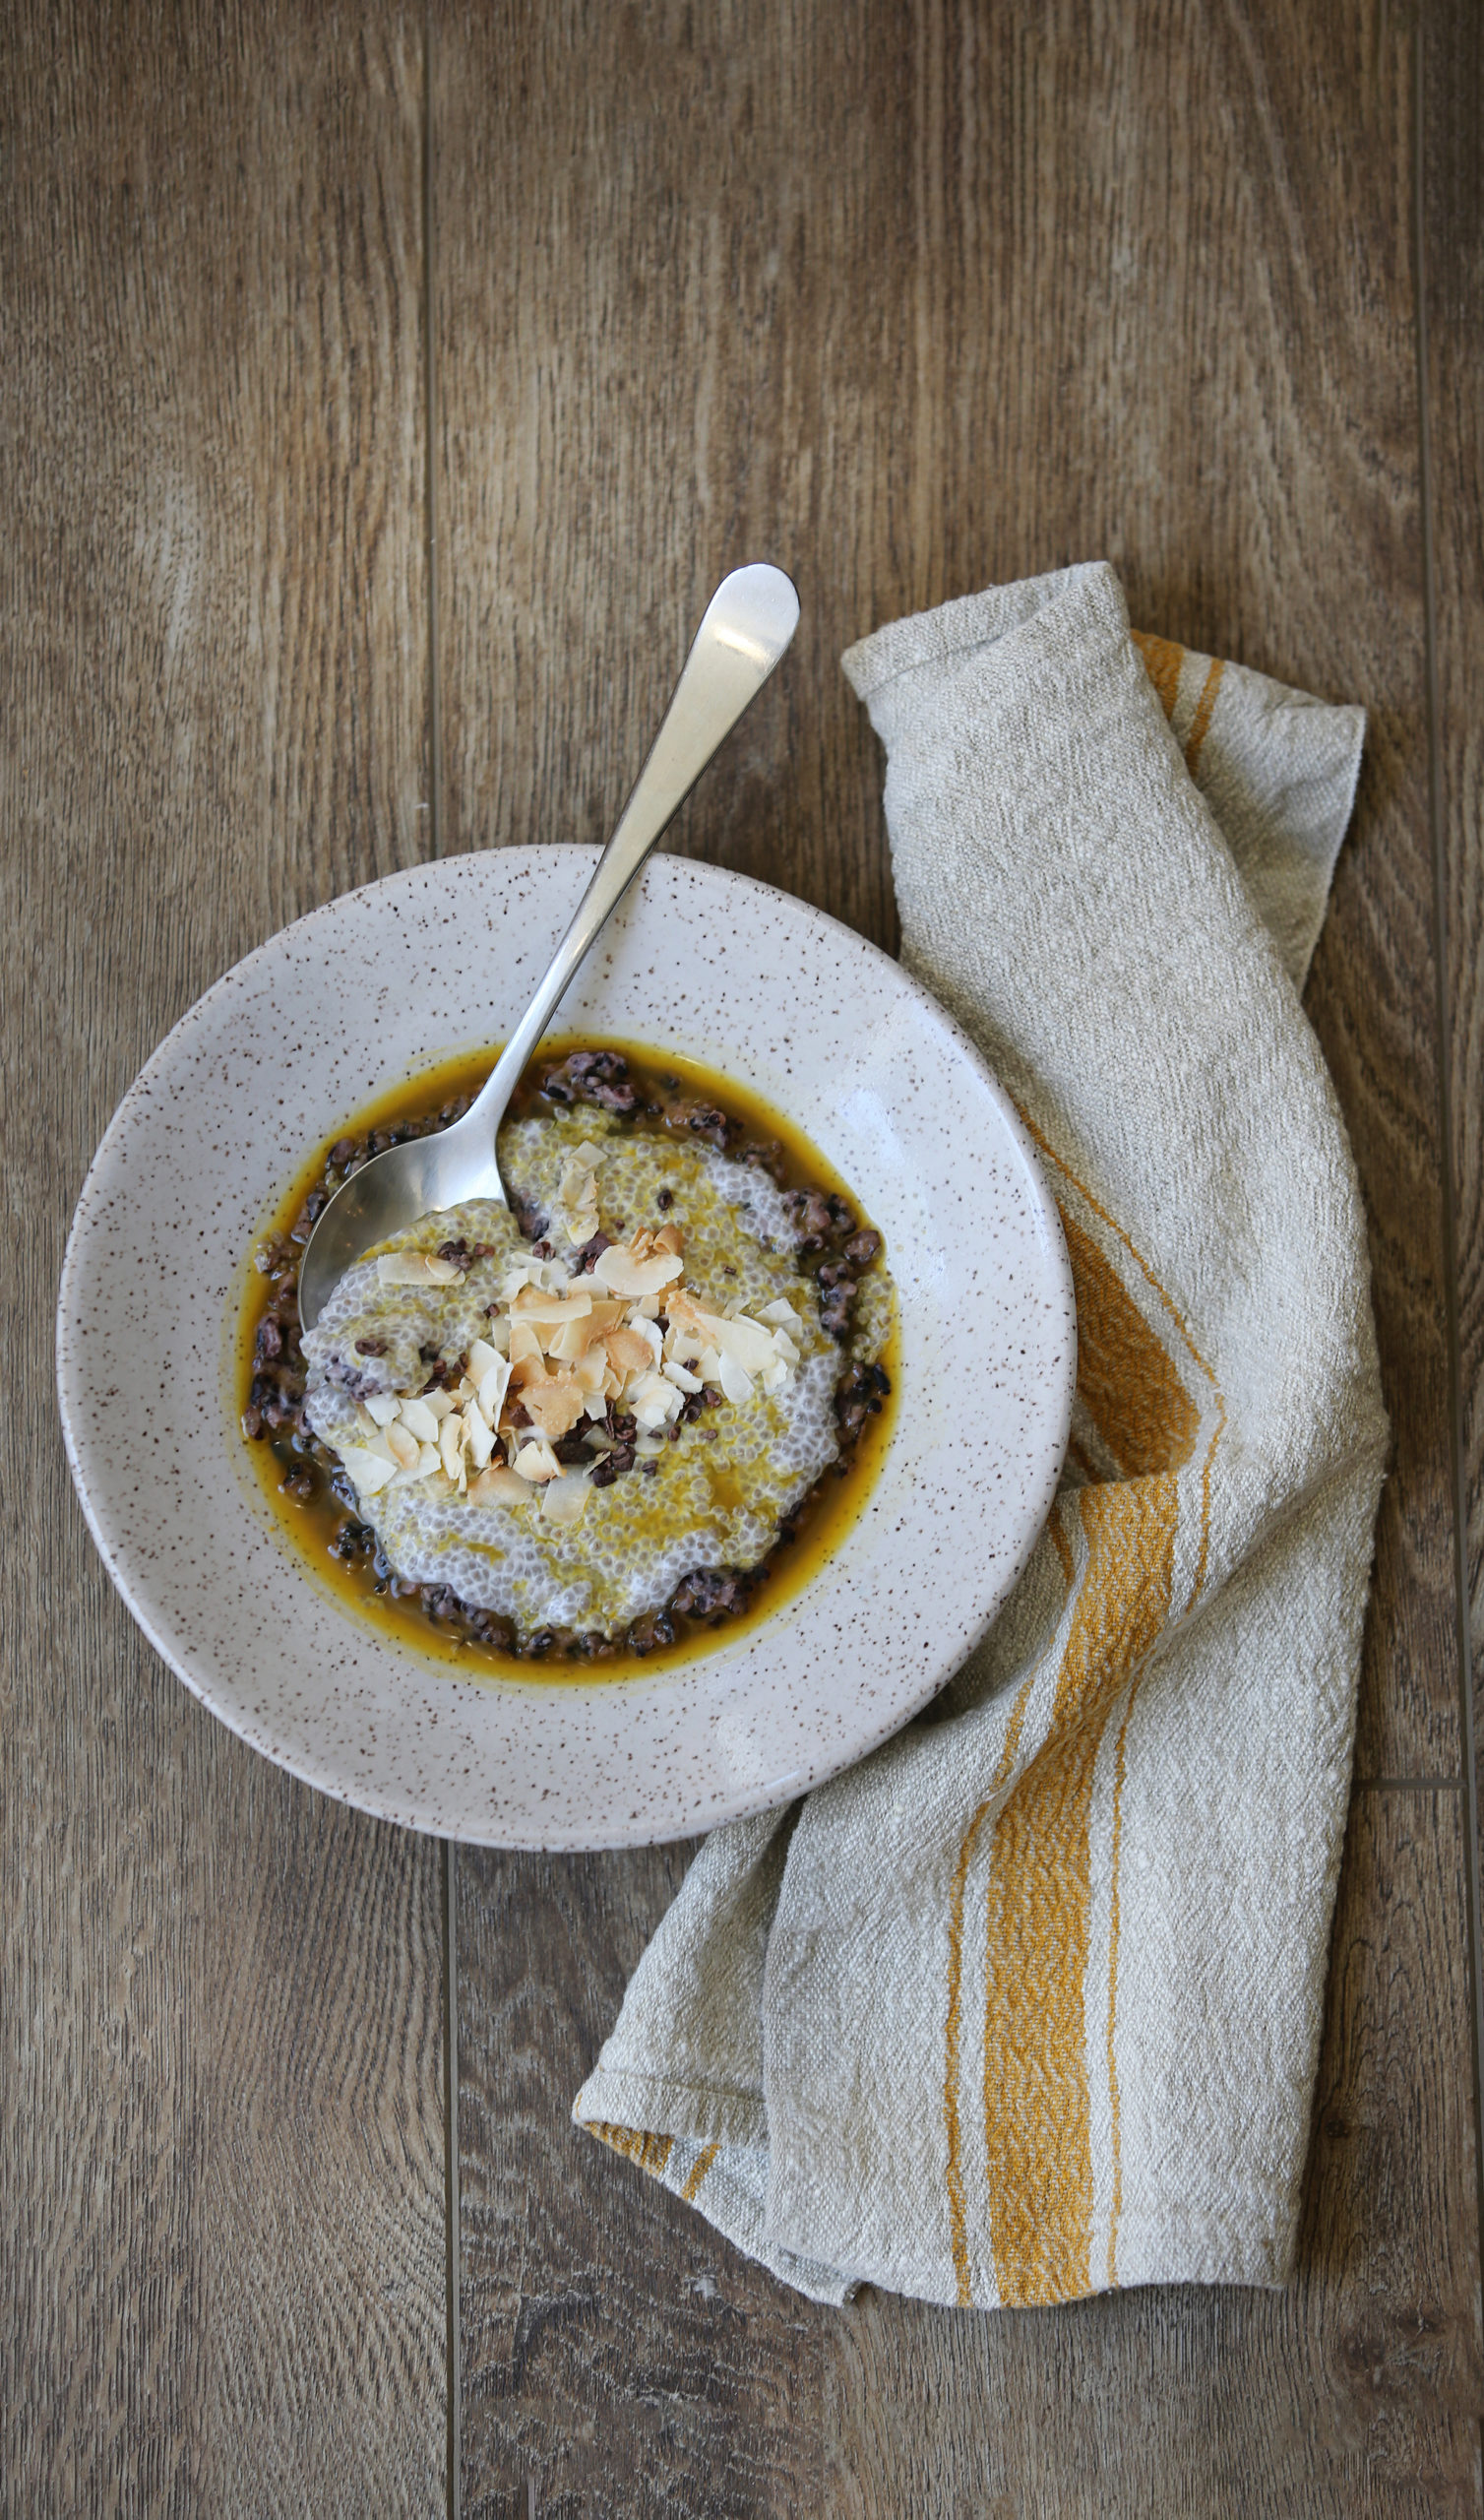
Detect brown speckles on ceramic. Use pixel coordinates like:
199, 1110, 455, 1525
55, 850, 1075, 1849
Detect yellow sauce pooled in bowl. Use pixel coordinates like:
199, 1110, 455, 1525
238, 1040, 897, 1682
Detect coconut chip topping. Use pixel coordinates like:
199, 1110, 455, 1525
333, 1214, 803, 1529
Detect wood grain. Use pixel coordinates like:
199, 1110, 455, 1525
1424, 2, 1484, 1827
433, 0, 1482, 2507
457, 1846, 825, 2520
455, 1800, 1480, 2517
431, 0, 1456, 1777
4, 0, 1477, 2508
0, 7, 447, 2510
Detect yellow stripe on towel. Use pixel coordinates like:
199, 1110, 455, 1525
1131, 628, 1185, 721
1185, 657, 1225, 778
982, 1476, 1178, 2305
587, 2121, 673, 2176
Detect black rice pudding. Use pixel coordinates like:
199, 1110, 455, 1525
239, 1042, 897, 1672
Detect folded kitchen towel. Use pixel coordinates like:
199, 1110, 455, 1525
572, 561, 1387, 2309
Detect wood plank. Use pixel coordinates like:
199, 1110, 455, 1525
436, 0, 1477, 2504
432, 0, 1455, 1777
1424, 1, 1484, 1829
457, 1800, 1480, 2517
0, 8, 447, 2509
457, 1846, 827, 2518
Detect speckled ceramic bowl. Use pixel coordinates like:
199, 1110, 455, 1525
56, 850, 1074, 1850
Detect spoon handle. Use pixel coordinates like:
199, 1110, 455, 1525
467, 562, 799, 1137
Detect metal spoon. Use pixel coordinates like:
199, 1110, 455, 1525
297, 562, 800, 1332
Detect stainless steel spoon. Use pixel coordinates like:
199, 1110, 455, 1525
297, 562, 800, 1332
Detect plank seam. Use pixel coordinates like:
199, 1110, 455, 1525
425, 0, 445, 867
1411, 4, 1484, 2427
1353, 1777, 1465, 1792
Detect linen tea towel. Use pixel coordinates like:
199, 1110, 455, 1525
574, 561, 1388, 2310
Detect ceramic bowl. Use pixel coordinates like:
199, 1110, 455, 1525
56, 850, 1074, 1849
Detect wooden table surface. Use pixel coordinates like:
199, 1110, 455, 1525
5, 2, 1482, 2511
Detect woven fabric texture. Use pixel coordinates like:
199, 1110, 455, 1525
573, 561, 1386, 2310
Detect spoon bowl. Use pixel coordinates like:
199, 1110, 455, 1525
298, 563, 799, 1330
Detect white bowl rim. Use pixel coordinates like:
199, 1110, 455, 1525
56, 849, 1075, 1848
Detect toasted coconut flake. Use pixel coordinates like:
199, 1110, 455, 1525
582, 1390, 610, 1419
385, 1420, 421, 1471
476, 1359, 511, 1423
512, 1439, 562, 1483
665, 1289, 721, 1340
604, 1324, 655, 1379
500, 1257, 568, 1304
663, 1308, 725, 1364
398, 1395, 440, 1443
631, 1316, 664, 1364
376, 1249, 463, 1287
557, 1149, 602, 1247
662, 1359, 703, 1394
512, 1284, 594, 1326
467, 1465, 529, 1506
439, 1416, 466, 1486
363, 1392, 402, 1427
464, 1407, 496, 1470
714, 1313, 777, 1374
540, 1471, 590, 1526
508, 1319, 543, 1368
717, 1349, 755, 1406
652, 1221, 685, 1256
634, 1435, 666, 1459
423, 1388, 457, 1422
628, 1369, 682, 1432
758, 1296, 802, 1329
760, 1361, 788, 1395
519, 1369, 587, 1441
547, 1313, 596, 1363
466, 1336, 501, 1383
339, 1442, 398, 1496
591, 1244, 685, 1299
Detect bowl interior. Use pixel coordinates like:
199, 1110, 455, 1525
57, 849, 1075, 1849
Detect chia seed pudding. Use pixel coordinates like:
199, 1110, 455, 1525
241, 1045, 896, 1668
